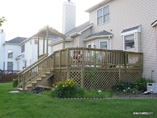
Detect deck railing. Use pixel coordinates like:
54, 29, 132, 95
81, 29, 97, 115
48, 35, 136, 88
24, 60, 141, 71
18, 47, 143, 90
54, 47, 143, 69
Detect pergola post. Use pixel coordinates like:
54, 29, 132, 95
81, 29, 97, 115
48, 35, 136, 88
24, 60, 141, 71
63, 39, 65, 49
46, 29, 48, 55
43, 37, 45, 54
37, 35, 39, 59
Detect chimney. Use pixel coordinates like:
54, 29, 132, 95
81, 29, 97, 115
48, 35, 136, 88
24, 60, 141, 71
62, 0, 76, 34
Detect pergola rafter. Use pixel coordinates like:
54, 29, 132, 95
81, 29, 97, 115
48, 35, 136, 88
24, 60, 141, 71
37, 25, 66, 59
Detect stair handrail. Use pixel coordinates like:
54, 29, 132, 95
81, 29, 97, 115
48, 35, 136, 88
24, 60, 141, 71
18, 54, 48, 75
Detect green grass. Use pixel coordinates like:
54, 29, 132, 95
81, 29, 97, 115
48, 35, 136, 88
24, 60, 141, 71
0, 82, 157, 118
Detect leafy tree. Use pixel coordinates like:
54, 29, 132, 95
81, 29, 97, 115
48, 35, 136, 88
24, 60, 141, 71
0, 17, 6, 27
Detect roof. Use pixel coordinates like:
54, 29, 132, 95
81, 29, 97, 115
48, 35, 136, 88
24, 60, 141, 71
66, 21, 93, 37
121, 25, 141, 33
84, 30, 113, 41
5, 37, 27, 44
151, 20, 157, 27
85, 0, 113, 12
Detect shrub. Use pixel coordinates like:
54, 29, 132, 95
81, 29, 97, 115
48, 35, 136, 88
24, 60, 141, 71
13, 78, 18, 87
112, 81, 135, 91
52, 79, 78, 98
135, 77, 154, 92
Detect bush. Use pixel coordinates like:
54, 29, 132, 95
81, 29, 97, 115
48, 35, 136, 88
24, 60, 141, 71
52, 79, 78, 98
112, 81, 135, 91
13, 78, 18, 87
135, 77, 154, 92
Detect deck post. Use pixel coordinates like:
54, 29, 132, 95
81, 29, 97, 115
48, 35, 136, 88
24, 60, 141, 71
18, 74, 20, 87
81, 48, 85, 88
37, 35, 39, 59
124, 52, 127, 73
46, 29, 48, 55
43, 37, 45, 54
66, 49, 70, 79
59, 50, 61, 72
105, 50, 108, 70
22, 75, 25, 91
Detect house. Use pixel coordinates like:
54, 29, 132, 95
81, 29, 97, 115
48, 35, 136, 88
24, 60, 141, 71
48, 0, 157, 82
0, 33, 54, 71
17, 0, 149, 91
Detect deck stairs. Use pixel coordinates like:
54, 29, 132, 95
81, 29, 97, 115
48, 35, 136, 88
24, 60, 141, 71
17, 53, 54, 92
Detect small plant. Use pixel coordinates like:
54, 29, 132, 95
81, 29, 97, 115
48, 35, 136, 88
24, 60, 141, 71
135, 77, 154, 92
113, 81, 135, 91
52, 78, 78, 98
13, 78, 18, 87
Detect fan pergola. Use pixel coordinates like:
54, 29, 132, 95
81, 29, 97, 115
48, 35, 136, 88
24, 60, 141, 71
37, 25, 66, 59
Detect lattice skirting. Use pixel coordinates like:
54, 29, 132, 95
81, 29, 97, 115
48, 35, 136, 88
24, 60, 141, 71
52, 68, 142, 90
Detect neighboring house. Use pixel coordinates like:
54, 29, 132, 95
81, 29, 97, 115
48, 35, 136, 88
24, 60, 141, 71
0, 34, 54, 71
49, 0, 157, 82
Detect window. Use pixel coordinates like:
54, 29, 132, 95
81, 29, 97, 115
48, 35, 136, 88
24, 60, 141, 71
21, 45, 25, 53
124, 34, 135, 50
7, 62, 13, 70
8, 50, 13, 58
103, 6, 109, 23
97, 5, 109, 25
97, 9, 103, 25
100, 41, 108, 49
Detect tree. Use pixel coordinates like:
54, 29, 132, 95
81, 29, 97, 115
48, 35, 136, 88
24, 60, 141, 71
0, 17, 6, 27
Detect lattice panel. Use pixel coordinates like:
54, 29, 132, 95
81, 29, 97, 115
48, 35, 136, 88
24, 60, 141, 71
84, 68, 142, 90
69, 68, 81, 87
120, 69, 142, 82
84, 69, 119, 90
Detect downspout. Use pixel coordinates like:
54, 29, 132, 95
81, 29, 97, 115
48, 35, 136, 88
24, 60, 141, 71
108, 36, 112, 50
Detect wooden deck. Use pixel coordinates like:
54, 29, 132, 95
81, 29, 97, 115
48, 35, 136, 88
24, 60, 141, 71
18, 48, 143, 91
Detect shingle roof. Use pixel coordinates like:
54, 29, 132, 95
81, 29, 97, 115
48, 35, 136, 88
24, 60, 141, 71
121, 25, 140, 33
66, 21, 93, 36
85, 30, 113, 41
5, 37, 27, 44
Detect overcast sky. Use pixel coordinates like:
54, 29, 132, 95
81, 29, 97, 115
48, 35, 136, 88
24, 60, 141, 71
0, 0, 102, 41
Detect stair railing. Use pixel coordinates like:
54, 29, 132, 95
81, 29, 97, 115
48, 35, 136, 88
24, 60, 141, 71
18, 53, 54, 90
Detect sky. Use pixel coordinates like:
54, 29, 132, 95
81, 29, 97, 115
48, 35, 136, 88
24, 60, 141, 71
0, 0, 102, 41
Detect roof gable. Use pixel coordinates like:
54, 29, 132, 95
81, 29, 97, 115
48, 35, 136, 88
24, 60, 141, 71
66, 21, 93, 37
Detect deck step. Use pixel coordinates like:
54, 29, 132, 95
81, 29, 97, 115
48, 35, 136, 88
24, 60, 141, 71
17, 88, 27, 91
36, 78, 42, 81
41, 75, 46, 78
45, 71, 51, 75
32, 80, 37, 84
27, 84, 32, 88
50, 68, 54, 72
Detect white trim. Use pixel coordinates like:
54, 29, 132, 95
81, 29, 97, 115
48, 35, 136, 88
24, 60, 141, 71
99, 40, 108, 49
121, 25, 141, 36
70, 24, 93, 37
84, 35, 113, 42
96, 4, 110, 26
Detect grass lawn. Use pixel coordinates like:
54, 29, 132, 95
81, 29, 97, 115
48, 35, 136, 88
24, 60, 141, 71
0, 83, 157, 118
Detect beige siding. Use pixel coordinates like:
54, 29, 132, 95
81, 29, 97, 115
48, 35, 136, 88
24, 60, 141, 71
80, 28, 92, 47
89, 0, 157, 81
